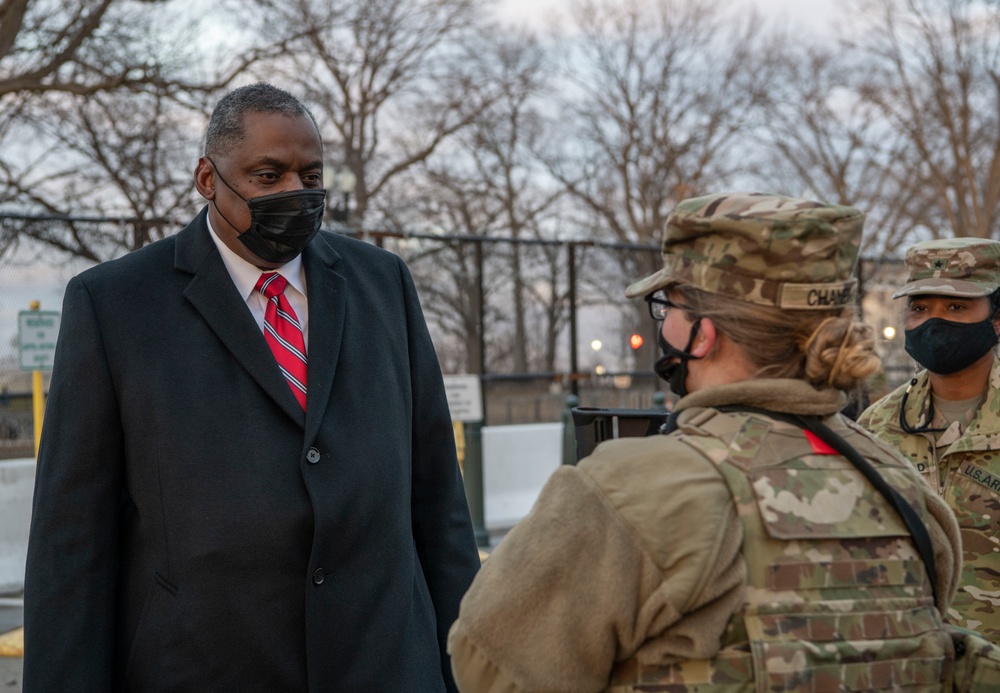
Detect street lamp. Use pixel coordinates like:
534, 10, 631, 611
324, 166, 357, 224
590, 340, 605, 377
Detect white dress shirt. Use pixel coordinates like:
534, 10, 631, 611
207, 216, 310, 349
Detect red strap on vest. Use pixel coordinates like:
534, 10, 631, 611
804, 429, 837, 455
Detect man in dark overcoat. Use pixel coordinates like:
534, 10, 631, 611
23, 82, 480, 692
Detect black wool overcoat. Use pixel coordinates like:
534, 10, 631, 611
23, 209, 480, 692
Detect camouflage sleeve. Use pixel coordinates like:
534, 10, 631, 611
448, 465, 659, 692
856, 395, 892, 431
856, 384, 908, 436
922, 487, 962, 613
448, 437, 744, 692
855, 404, 875, 429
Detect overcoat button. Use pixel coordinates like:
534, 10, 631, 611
306, 448, 321, 464
313, 568, 325, 585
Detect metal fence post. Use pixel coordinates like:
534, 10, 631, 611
462, 421, 489, 547
562, 394, 579, 466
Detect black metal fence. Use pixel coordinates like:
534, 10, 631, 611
0, 213, 913, 452
358, 226, 912, 424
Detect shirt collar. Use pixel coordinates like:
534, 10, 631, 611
206, 214, 306, 300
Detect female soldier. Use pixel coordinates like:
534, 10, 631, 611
858, 238, 1000, 644
447, 192, 965, 692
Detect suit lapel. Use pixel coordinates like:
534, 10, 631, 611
301, 233, 346, 443
176, 209, 306, 427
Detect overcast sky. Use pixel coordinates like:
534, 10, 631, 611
498, 0, 843, 30
737, 0, 841, 22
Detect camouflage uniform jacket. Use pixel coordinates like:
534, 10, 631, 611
447, 379, 961, 693
859, 356, 1000, 643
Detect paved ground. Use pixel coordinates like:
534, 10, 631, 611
0, 598, 21, 692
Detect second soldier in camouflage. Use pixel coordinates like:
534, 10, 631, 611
859, 237, 1000, 644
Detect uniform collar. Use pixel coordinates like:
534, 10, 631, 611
943, 355, 1000, 453
675, 379, 847, 419
894, 357, 1000, 453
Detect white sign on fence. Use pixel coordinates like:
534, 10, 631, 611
443, 374, 483, 422
18, 310, 60, 371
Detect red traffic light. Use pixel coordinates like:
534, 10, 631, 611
629, 333, 644, 350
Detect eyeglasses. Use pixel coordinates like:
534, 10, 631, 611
644, 290, 693, 321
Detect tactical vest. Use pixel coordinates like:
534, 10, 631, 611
860, 368, 1000, 644
609, 407, 954, 692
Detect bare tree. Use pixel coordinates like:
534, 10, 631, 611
850, 0, 1000, 241
0, 0, 271, 98
543, 0, 768, 371
246, 0, 510, 226
0, 1, 284, 261
0, 5, 201, 262
757, 41, 932, 256
2, 88, 198, 261
547, 0, 766, 242
453, 34, 563, 373
380, 166, 503, 374
0, 0, 163, 97
383, 32, 572, 374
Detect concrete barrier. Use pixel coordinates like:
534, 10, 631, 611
482, 423, 562, 532
0, 459, 33, 596
0, 459, 29, 691
0, 626, 22, 692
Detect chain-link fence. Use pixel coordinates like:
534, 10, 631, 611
0, 214, 913, 457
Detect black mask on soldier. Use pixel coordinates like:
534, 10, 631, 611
904, 317, 999, 375
654, 320, 702, 398
209, 160, 326, 265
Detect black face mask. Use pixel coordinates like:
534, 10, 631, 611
209, 160, 326, 265
654, 320, 701, 398
904, 317, 998, 375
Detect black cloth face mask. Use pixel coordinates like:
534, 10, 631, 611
654, 320, 701, 398
209, 160, 326, 265
904, 317, 999, 375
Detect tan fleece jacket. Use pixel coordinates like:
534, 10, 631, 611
447, 380, 962, 693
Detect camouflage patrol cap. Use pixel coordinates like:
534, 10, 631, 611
625, 192, 864, 310
892, 237, 1000, 299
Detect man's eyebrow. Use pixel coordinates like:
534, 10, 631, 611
247, 156, 324, 170
246, 156, 287, 168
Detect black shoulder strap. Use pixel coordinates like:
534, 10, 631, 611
709, 405, 940, 607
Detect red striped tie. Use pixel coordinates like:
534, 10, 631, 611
255, 272, 307, 410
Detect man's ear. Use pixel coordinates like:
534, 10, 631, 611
193, 157, 215, 200
690, 317, 717, 358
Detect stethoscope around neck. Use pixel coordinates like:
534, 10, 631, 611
898, 377, 948, 434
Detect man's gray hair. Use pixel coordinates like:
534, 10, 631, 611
205, 82, 320, 158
